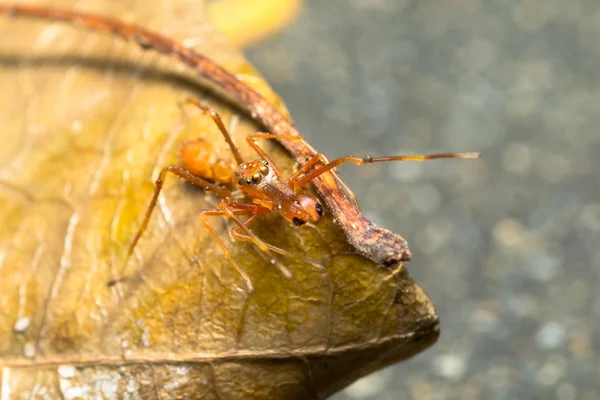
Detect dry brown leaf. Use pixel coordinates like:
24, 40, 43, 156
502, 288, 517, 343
0, 1, 439, 399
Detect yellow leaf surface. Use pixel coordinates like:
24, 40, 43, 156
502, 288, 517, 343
0, 1, 439, 398
208, 0, 303, 48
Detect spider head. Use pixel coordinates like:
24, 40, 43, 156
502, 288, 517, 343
236, 159, 274, 189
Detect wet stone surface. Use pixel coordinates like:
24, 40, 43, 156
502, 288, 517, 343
247, 1, 600, 399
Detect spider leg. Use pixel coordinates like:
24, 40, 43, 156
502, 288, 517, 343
245, 133, 307, 178
230, 214, 325, 271
184, 98, 245, 165
286, 153, 361, 210
200, 207, 255, 292
126, 164, 233, 266
219, 200, 295, 279
291, 152, 481, 190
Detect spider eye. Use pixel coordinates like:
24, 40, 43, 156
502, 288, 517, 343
315, 203, 324, 216
259, 166, 269, 176
246, 178, 252, 185
251, 173, 262, 184
293, 217, 306, 226
263, 160, 269, 166
238, 177, 244, 185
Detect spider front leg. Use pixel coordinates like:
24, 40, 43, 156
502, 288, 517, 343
287, 153, 361, 210
230, 214, 325, 271
291, 152, 481, 190
217, 200, 284, 269
201, 200, 295, 292
200, 207, 255, 292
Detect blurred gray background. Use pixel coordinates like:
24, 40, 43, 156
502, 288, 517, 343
246, 1, 599, 399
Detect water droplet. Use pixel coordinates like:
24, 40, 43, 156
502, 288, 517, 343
13, 317, 30, 333
71, 120, 82, 132
536, 321, 566, 350
65, 387, 88, 399
58, 365, 76, 379
433, 353, 468, 381
141, 327, 151, 348
23, 341, 36, 359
